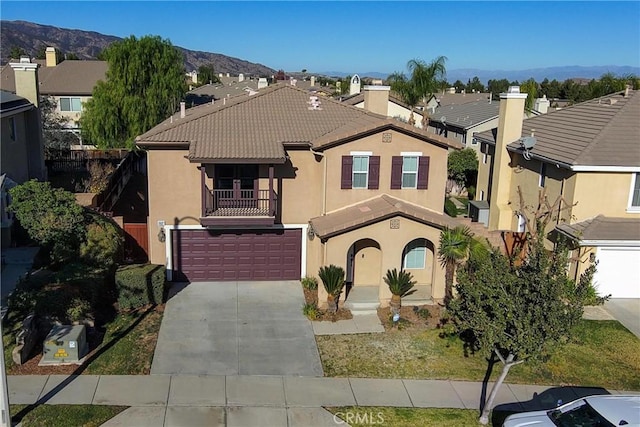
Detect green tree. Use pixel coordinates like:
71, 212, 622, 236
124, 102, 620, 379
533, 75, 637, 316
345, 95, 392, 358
447, 148, 478, 191
407, 56, 447, 127
520, 78, 538, 113
8, 180, 86, 263
449, 228, 594, 424
65, 52, 79, 60
387, 71, 421, 125
438, 226, 487, 306
9, 46, 26, 59
318, 264, 346, 313
487, 78, 510, 100
41, 96, 79, 152
197, 63, 220, 85
81, 35, 186, 149
465, 76, 485, 93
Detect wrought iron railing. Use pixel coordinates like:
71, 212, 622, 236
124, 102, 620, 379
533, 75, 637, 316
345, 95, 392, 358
204, 188, 276, 217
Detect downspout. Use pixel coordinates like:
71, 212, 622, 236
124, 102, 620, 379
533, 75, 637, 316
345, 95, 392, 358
310, 145, 326, 215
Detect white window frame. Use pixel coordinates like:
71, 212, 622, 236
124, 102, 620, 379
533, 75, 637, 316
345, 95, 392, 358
350, 151, 371, 189
59, 97, 83, 112
479, 190, 484, 201
403, 239, 427, 269
401, 152, 421, 189
539, 162, 546, 188
627, 172, 640, 212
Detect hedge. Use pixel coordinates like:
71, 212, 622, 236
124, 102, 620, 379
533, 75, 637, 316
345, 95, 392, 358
444, 198, 458, 217
115, 264, 166, 310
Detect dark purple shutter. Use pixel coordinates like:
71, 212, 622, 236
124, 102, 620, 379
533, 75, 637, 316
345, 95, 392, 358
341, 156, 353, 189
368, 156, 380, 190
391, 156, 403, 189
417, 156, 430, 189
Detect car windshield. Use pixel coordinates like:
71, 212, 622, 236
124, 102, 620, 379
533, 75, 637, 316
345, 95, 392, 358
548, 401, 616, 427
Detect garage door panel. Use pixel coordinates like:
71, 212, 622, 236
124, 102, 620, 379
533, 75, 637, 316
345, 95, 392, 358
593, 247, 640, 298
172, 229, 302, 282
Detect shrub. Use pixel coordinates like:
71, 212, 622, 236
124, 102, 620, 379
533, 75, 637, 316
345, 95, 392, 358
115, 264, 166, 310
467, 185, 476, 200
301, 276, 318, 290
318, 264, 345, 313
444, 198, 457, 217
83, 160, 115, 194
66, 298, 93, 322
302, 303, 319, 320
80, 213, 124, 267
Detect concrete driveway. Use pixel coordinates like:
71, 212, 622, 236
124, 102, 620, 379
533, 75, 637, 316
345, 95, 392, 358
604, 299, 640, 338
151, 281, 323, 376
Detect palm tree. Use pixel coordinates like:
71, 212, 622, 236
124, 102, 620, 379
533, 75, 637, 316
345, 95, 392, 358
384, 268, 417, 316
407, 56, 448, 128
318, 264, 345, 313
387, 72, 421, 126
438, 225, 473, 306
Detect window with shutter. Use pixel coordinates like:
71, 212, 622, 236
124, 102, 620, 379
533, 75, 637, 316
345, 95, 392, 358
341, 156, 353, 189
417, 156, 430, 189
391, 156, 403, 189
368, 156, 380, 190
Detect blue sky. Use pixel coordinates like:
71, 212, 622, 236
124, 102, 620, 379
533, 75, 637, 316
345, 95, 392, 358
1, 1, 639, 74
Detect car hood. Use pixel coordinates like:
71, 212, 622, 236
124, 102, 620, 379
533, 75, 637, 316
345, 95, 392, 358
502, 410, 554, 427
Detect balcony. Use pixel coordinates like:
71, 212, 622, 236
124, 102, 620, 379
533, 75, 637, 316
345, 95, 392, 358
200, 186, 277, 226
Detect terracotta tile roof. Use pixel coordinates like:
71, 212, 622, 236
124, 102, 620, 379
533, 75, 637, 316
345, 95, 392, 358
136, 84, 462, 162
1, 60, 107, 96
556, 215, 640, 243
475, 90, 640, 168
310, 194, 459, 239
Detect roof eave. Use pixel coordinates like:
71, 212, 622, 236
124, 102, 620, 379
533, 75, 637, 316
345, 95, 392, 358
188, 157, 287, 164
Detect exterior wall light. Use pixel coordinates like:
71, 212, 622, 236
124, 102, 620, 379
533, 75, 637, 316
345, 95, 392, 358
158, 228, 166, 243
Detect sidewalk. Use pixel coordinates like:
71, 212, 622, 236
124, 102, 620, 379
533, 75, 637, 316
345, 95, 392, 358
8, 374, 637, 426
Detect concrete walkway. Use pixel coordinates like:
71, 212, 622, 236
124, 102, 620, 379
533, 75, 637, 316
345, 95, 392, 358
8, 374, 638, 426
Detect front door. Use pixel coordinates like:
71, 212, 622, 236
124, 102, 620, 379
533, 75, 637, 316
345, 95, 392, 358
215, 165, 258, 208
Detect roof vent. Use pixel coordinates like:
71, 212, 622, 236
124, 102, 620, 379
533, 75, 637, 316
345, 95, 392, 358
308, 96, 322, 110
508, 86, 521, 93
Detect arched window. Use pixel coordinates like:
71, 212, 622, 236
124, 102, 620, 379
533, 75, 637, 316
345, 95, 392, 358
403, 238, 427, 269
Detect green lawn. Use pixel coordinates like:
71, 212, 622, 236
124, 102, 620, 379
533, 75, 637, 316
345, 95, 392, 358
10, 404, 127, 427
328, 407, 485, 427
317, 320, 640, 391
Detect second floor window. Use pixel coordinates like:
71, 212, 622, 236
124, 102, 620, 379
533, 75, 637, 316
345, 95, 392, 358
402, 156, 418, 189
352, 156, 369, 189
341, 153, 380, 190
60, 97, 82, 112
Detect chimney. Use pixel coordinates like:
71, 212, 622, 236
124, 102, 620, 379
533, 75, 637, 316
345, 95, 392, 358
238, 73, 244, 82
310, 76, 316, 87
45, 47, 57, 67
488, 86, 528, 231
625, 84, 631, 97
363, 85, 390, 116
180, 102, 185, 118
258, 77, 268, 89
10, 57, 40, 107
226, 73, 230, 78
349, 74, 361, 95
534, 95, 550, 114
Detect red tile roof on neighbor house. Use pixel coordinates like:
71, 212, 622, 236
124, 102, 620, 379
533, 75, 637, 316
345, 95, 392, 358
475, 89, 640, 169
310, 194, 459, 239
0, 60, 107, 96
136, 83, 462, 163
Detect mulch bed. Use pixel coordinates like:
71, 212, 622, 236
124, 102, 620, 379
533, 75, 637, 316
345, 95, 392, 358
302, 287, 353, 322
377, 304, 442, 331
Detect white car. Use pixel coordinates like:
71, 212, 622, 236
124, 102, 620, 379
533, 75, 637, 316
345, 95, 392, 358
503, 394, 640, 427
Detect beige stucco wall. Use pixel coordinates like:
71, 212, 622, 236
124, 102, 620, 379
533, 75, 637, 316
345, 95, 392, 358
1, 113, 30, 183
147, 149, 201, 265
51, 95, 91, 127
323, 129, 448, 214
277, 149, 323, 224
475, 142, 494, 201
314, 216, 444, 308
571, 172, 639, 220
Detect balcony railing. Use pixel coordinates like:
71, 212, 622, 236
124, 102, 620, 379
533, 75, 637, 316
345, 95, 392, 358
204, 187, 277, 217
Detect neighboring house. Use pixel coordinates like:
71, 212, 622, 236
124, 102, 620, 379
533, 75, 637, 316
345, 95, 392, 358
136, 83, 463, 306
473, 86, 640, 298
0, 58, 46, 247
0, 47, 107, 128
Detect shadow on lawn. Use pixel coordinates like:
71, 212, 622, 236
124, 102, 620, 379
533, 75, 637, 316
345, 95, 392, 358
11, 306, 155, 424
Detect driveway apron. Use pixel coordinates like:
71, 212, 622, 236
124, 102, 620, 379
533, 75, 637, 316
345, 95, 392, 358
151, 281, 323, 376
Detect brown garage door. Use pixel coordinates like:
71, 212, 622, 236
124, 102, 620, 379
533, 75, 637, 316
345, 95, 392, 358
171, 229, 302, 282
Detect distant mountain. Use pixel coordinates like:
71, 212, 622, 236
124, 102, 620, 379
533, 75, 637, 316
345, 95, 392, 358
318, 65, 640, 84
0, 20, 276, 76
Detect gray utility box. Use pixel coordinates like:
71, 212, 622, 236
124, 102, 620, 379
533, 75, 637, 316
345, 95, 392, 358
40, 325, 88, 365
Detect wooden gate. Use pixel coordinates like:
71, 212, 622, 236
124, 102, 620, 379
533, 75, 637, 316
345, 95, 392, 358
123, 223, 149, 263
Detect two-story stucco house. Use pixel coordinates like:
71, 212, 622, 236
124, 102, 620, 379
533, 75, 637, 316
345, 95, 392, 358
1, 58, 46, 247
0, 48, 107, 129
136, 83, 463, 307
473, 86, 640, 298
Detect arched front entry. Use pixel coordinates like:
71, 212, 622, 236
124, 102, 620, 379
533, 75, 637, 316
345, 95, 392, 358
400, 238, 436, 287
346, 238, 382, 287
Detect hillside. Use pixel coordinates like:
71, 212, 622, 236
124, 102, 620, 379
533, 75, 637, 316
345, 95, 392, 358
0, 20, 276, 76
